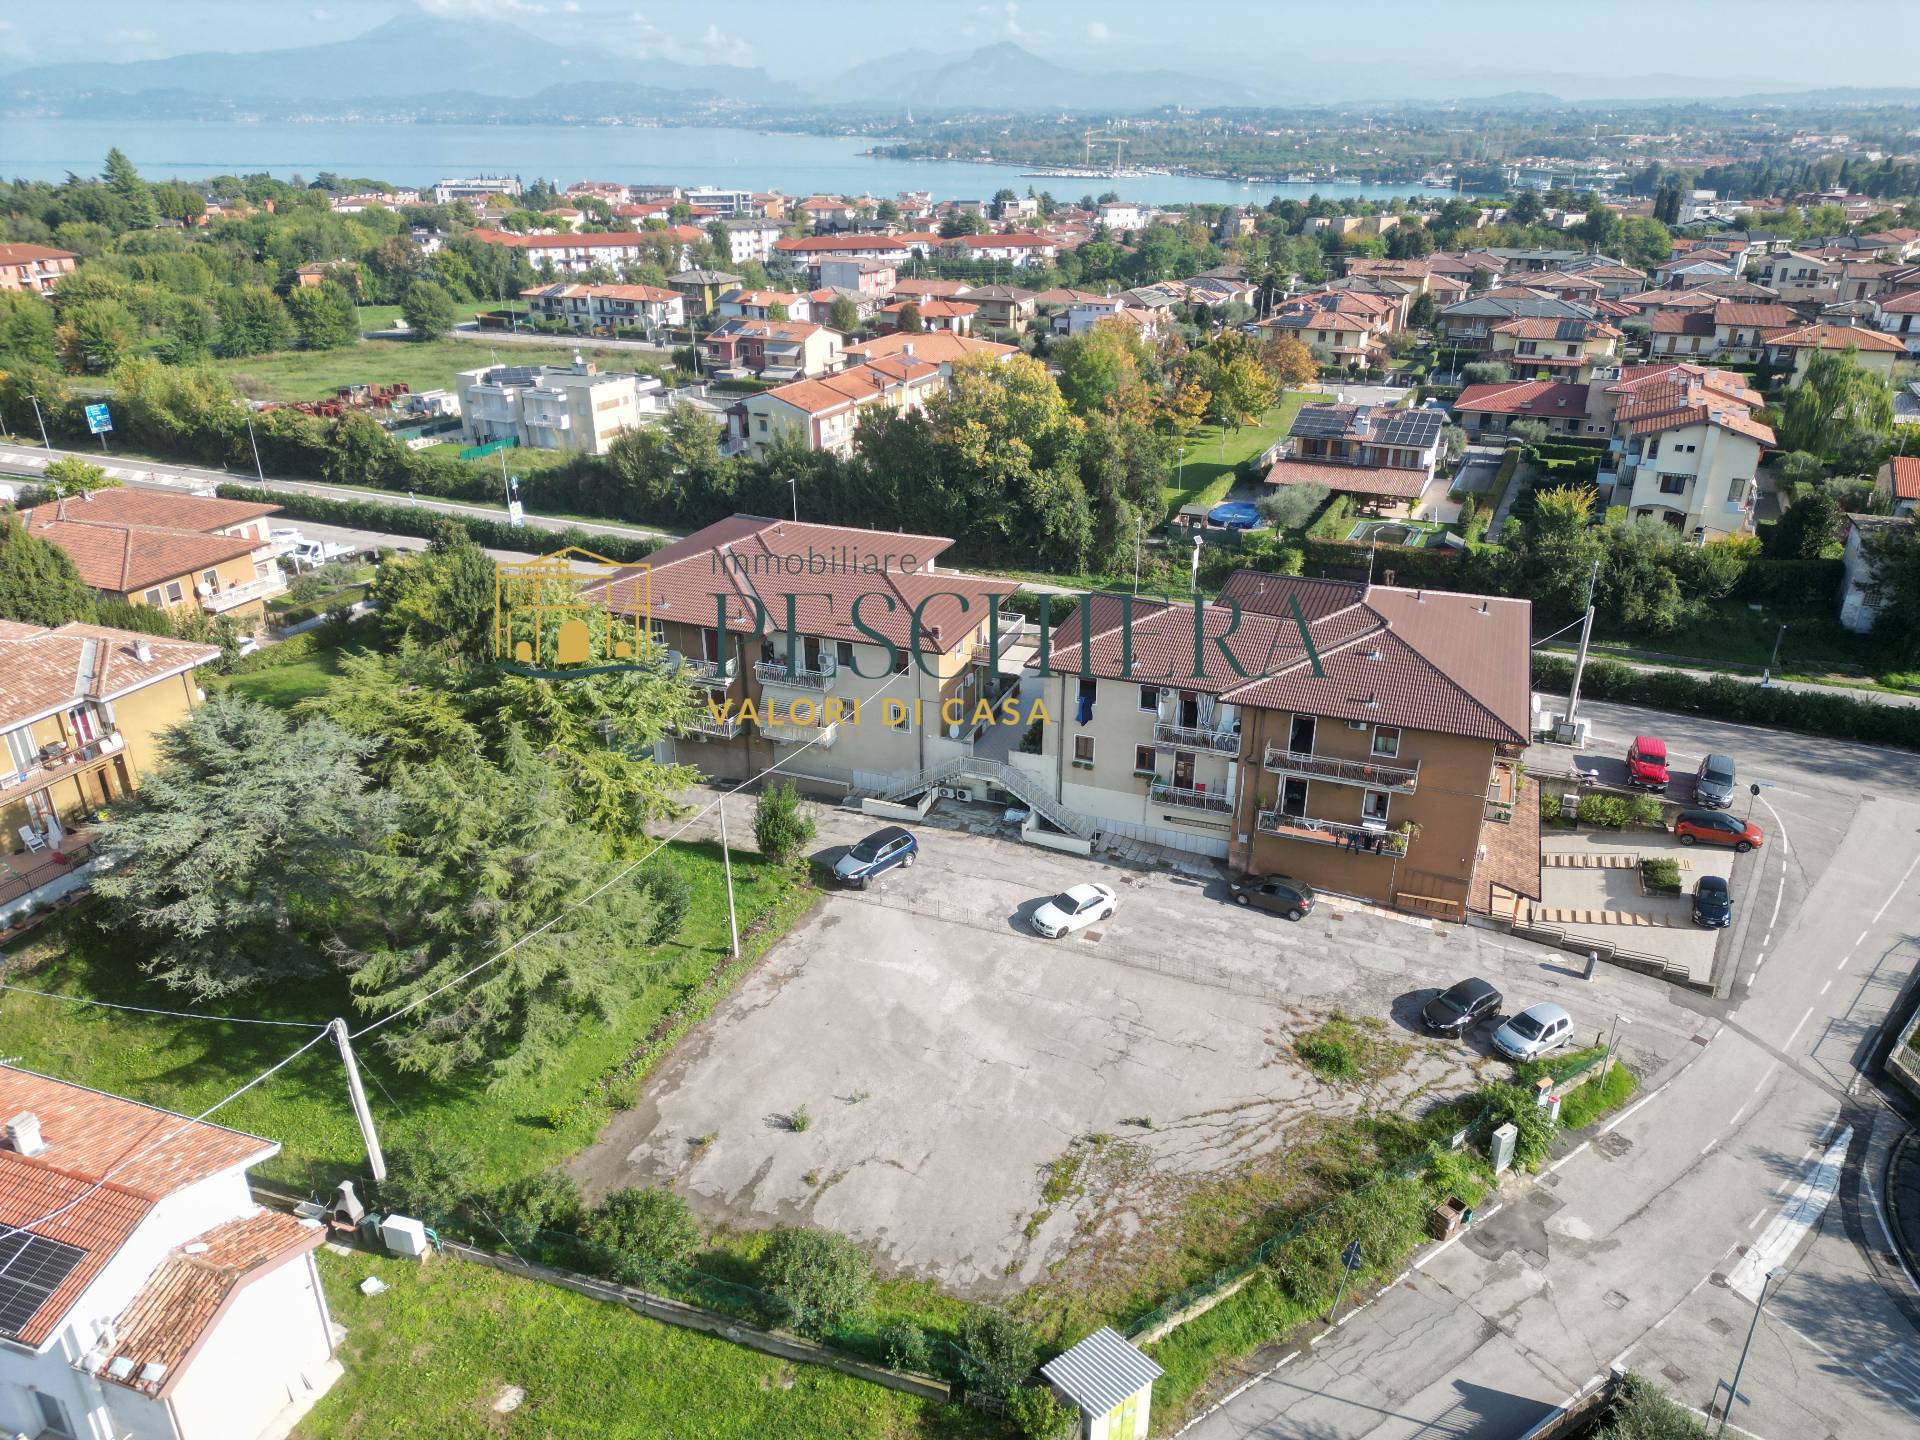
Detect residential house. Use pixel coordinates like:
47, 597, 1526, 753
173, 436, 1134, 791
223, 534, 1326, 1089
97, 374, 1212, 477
891, 279, 972, 303
1561, 260, 1650, 300
520, 282, 686, 337
797, 196, 861, 231
1617, 288, 1721, 322
1872, 289, 1920, 355
716, 216, 786, 267
1488, 316, 1622, 381
686, 187, 755, 216
732, 355, 944, 458
1097, 202, 1145, 232
1453, 379, 1600, 439
958, 284, 1038, 333
1874, 457, 1920, 517
1751, 250, 1842, 305
1509, 271, 1606, 307
879, 299, 976, 334
432, 176, 520, 204
456, 358, 654, 455
0, 244, 78, 296
773, 234, 935, 278
1603, 364, 1774, 537
21, 491, 288, 622
816, 257, 898, 301
1652, 257, 1740, 290
588, 517, 1020, 791
1649, 300, 1798, 363
1253, 299, 1390, 371
1055, 298, 1165, 341
1837, 513, 1911, 632
0, 1067, 339, 1440
1863, 229, 1920, 263
701, 319, 843, 381
716, 288, 814, 323
0, 622, 217, 921
666, 269, 744, 323
840, 332, 1017, 371
942, 232, 1060, 268
1758, 321, 1906, 382
292, 261, 353, 289
1436, 293, 1592, 356
468, 228, 701, 275
1264, 403, 1446, 511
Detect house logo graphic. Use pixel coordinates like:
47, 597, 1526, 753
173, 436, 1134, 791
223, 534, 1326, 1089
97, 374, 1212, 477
492, 546, 655, 678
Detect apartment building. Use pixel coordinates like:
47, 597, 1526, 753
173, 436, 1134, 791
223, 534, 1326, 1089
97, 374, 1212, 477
0, 243, 79, 296
0, 622, 218, 922
1649, 301, 1799, 364
1437, 293, 1592, 355
816, 257, 898, 300
1453, 379, 1602, 439
1028, 573, 1530, 916
520, 282, 686, 336
1757, 321, 1906, 383
685, 187, 754, 216
1264, 402, 1445, 510
701, 318, 843, 381
588, 517, 1019, 791
716, 288, 814, 323
456, 358, 652, 455
1487, 315, 1621, 381
732, 355, 943, 458
432, 175, 521, 204
21, 491, 287, 621
1604, 364, 1774, 538
468, 227, 702, 275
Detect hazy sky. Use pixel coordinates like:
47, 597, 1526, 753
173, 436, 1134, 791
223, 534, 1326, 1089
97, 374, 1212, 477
0, 0, 1902, 93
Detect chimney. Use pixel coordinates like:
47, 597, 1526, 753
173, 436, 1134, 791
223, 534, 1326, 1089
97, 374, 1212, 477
133, 638, 153, 664
6, 1112, 47, 1157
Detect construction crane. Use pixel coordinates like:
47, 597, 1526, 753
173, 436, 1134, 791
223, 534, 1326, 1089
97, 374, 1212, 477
1082, 130, 1128, 173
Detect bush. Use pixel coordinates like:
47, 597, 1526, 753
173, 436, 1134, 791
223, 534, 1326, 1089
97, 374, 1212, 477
1480, 1083, 1558, 1170
1640, 858, 1682, 895
637, 861, 691, 945
1577, 793, 1632, 828
490, 1169, 583, 1249
1628, 794, 1664, 828
1258, 481, 1328, 532
758, 1227, 875, 1335
382, 1132, 482, 1224
955, 1308, 1040, 1400
1594, 1372, 1712, 1439
224, 630, 322, 673
752, 779, 816, 864
582, 1187, 701, 1286
1008, 1385, 1076, 1439
878, 1321, 933, 1374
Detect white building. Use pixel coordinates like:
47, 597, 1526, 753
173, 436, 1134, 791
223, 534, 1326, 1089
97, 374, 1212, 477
431, 176, 521, 205
718, 217, 785, 267
1097, 202, 1145, 232
457, 357, 656, 456
0, 1068, 340, 1440
686, 188, 755, 216
1838, 513, 1911, 633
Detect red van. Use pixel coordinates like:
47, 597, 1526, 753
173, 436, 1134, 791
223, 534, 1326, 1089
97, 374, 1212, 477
1625, 735, 1669, 791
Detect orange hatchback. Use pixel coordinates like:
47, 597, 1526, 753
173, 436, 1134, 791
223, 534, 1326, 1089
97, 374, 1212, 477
1674, 809, 1763, 853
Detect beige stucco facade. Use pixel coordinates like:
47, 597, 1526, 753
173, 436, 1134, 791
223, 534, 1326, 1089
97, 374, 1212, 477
1617, 418, 1761, 537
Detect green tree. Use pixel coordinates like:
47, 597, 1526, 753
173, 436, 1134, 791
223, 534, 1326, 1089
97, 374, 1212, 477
1769, 488, 1841, 558
218, 286, 294, 357
1461, 361, 1513, 386
0, 293, 58, 367
1209, 351, 1278, 432
1862, 519, 1920, 661
93, 695, 386, 997
1506, 484, 1605, 625
367, 519, 497, 658
1778, 348, 1893, 457
753, 779, 816, 863
1053, 319, 1151, 418
0, 515, 93, 625
826, 295, 860, 333
54, 298, 138, 373
43, 455, 120, 497
896, 301, 925, 334
1407, 291, 1439, 330
583, 1187, 701, 1285
1258, 481, 1328, 530
401, 280, 458, 341
955, 1309, 1040, 1400
102, 147, 157, 230
285, 280, 359, 350
1008, 1387, 1076, 1440
758, 1228, 875, 1335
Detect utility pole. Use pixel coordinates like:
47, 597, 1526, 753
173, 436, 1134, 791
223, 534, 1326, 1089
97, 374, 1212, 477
329, 1019, 387, 1183
1602, 1012, 1631, 1084
244, 410, 265, 482
27, 393, 50, 451
1718, 1267, 1783, 1436
717, 791, 741, 960
1563, 557, 1601, 732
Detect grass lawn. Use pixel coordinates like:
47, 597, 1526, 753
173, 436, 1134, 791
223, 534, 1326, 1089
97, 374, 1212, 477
1577, 597, 1915, 693
215, 650, 345, 708
217, 336, 587, 403
303, 1250, 986, 1440
0, 839, 815, 1197
1161, 390, 1313, 515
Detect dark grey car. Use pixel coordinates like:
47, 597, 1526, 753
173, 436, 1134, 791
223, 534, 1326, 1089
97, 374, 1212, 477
1694, 753, 1736, 808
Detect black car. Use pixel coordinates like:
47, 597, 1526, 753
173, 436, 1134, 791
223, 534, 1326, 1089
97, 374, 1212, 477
831, 826, 918, 887
1227, 874, 1315, 921
1693, 753, 1737, 809
1421, 978, 1503, 1037
1693, 874, 1733, 928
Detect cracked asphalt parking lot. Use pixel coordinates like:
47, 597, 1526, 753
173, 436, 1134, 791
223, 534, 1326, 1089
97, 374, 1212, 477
570, 808, 1706, 1299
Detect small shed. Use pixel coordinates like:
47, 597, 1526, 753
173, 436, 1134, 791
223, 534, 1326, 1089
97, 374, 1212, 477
1039, 1326, 1164, 1440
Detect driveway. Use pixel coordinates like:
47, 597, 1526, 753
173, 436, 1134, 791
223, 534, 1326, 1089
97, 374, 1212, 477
573, 798, 1706, 1301
1533, 827, 1730, 985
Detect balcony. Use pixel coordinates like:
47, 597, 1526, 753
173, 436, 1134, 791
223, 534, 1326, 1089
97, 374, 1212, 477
199, 573, 288, 614
1149, 781, 1233, 815
1256, 809, 1409, 857
970, 612, 1029, 664
1, 731, 125, 804
1262, 747, 1420, 793
759, 718, 837, 748
0, 829, 102, 923
680, 712, 744, 741
755, 658, 837, 692
1485, 759, 1518, 824
1155, 721, 1240, 756
677, 654, 737, 688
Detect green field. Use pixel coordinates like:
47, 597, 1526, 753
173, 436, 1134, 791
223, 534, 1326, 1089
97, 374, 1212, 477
217, 336, 588, 403
1162, 390, 1314, 515
216, 651, 344, 708
303, 1251, 984, 1440
1580, 597, 1915, 692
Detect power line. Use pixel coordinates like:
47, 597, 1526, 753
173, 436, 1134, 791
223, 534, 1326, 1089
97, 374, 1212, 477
0, 982, 329, 1029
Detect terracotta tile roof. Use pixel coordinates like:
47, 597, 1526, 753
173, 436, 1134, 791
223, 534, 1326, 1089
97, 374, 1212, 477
1761, 321, 1907, 353
0, 621, 217, 728
24, 490, 277, 533
1651, 310, 1715, 336
756, 357, 941, 415
883, 298, 978, 318
96, 1209, 323, 1397
1880, 291, 1920, 314
1490, 316, 1620, 341
951, 231, 1054, 249
1031, 287, 1108, 306
591, 517, 1015, 654
1614, 372, 1776, 445
723, 289, 805, 308
521, 282, 679, 303
1620, 288, 1718, 311
1888, 457, 1920, 501
842, 333, 1016, 366
775, 233, 914, 253
469, 229, 679, 251
21, 517, 259, 594
0, 1068, 278, 1348
1265, 458, 1428, 499
892, 279, 972, 299
0, 244, 78, 265
1454, 380, 1591, 418
1712, 301, 1798, 328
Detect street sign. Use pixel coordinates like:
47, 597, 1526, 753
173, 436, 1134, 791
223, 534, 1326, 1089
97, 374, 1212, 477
1341, 1241, 1362, 1272
84, 403, 112, 435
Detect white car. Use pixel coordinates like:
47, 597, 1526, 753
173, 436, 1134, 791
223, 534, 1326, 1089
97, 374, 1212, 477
1031, 883, 1117, 939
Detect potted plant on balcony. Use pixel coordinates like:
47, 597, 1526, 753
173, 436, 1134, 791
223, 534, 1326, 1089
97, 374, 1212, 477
1397, 819, 1422, 847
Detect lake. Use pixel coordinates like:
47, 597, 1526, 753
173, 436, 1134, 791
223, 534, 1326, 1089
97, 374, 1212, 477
0, 117, 1456, 207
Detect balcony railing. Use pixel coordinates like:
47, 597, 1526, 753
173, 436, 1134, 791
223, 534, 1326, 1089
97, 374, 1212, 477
1149, 781, 1233, 815
759, 719, 837, 748
677, 654, 737, 687
1, 731, 125, 803
1256, 809, 1409, 857
755, 658, 836, 692
199, 573, 288, 613
1262, 747, 1420, 793
970, 612, 1029, 664
1155, 721, 1240, 756
680, 713, 744, 741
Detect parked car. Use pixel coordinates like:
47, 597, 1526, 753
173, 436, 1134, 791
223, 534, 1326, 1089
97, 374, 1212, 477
1693, 753, 1737, 809
1492, 1002, 1575, 1062
1675, 809, 1763, 853
831, 826, 918, 887
1031, 883, 1117, 938
1625, 735, 1669, 791
1693, 875, 1733, 928
1421, 978, 1503, 1037
1227, 874, 1315, 921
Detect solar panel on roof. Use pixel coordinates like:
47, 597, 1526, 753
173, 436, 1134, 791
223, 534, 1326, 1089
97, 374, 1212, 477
1289, 405, 1354, 438
0, 1231, 87, 1338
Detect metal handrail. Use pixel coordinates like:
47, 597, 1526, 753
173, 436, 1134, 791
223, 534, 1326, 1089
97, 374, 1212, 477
1149, 781, 1233, 814
755, 659, 834, 690
1262, 747, 1419, 791
678, 654, 737, 685
1, 732, 123, 800
1154, 721, 1240, 755
970, 612, 1029, 663
1255, 809, 1409, 856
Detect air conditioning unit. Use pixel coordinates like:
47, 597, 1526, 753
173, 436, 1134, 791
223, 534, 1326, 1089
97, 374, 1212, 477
937, 787, 961, 800
1346, 720, 1370, 731
1158, 687, 1176, 699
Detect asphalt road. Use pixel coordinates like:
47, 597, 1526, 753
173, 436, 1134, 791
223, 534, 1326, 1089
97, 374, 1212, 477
1190, 699, 1920, 1440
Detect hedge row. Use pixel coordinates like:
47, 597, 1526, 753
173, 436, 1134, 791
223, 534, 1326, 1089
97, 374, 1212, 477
214, 485, 665, 564
1731, 556, 1845, 608
1533, 653, 1920, 750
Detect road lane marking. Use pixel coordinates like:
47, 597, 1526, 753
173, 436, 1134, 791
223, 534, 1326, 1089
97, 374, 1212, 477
1600, 1085, 1665, 1135
1746, 1207, 1767, 1230
1875, 850, 1920, 923
1820, 979, 1832, 995
1784, 1005, 1814, 1049
1548, 1140, 1591, 1174
1729, 1128, 1851, 1300
1857, 929, 1870, 947
1700, 1139, 1717, 1156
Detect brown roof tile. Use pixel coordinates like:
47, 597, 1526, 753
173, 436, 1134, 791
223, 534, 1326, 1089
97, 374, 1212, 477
0, 621, 218, 728
1264, 459, 1428, 500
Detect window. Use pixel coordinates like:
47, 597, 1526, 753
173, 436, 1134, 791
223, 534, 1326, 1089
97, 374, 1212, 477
893, 646, 910, 676
1075, 676, 1097, 725
4, 726, 36, 775
1073, 735, 1095, 768
1138, 685, 1160, 713
1659, 474, 1687, 495
1362, 790, 1390, 822
34, 1391, 74, 1438
202, 569, 219, 587
835, 640, 856, 668
144, 588, 163, 605
164, 581, 184, 604
1371, 726, 1401, 758
1134, 745, 1157, 776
